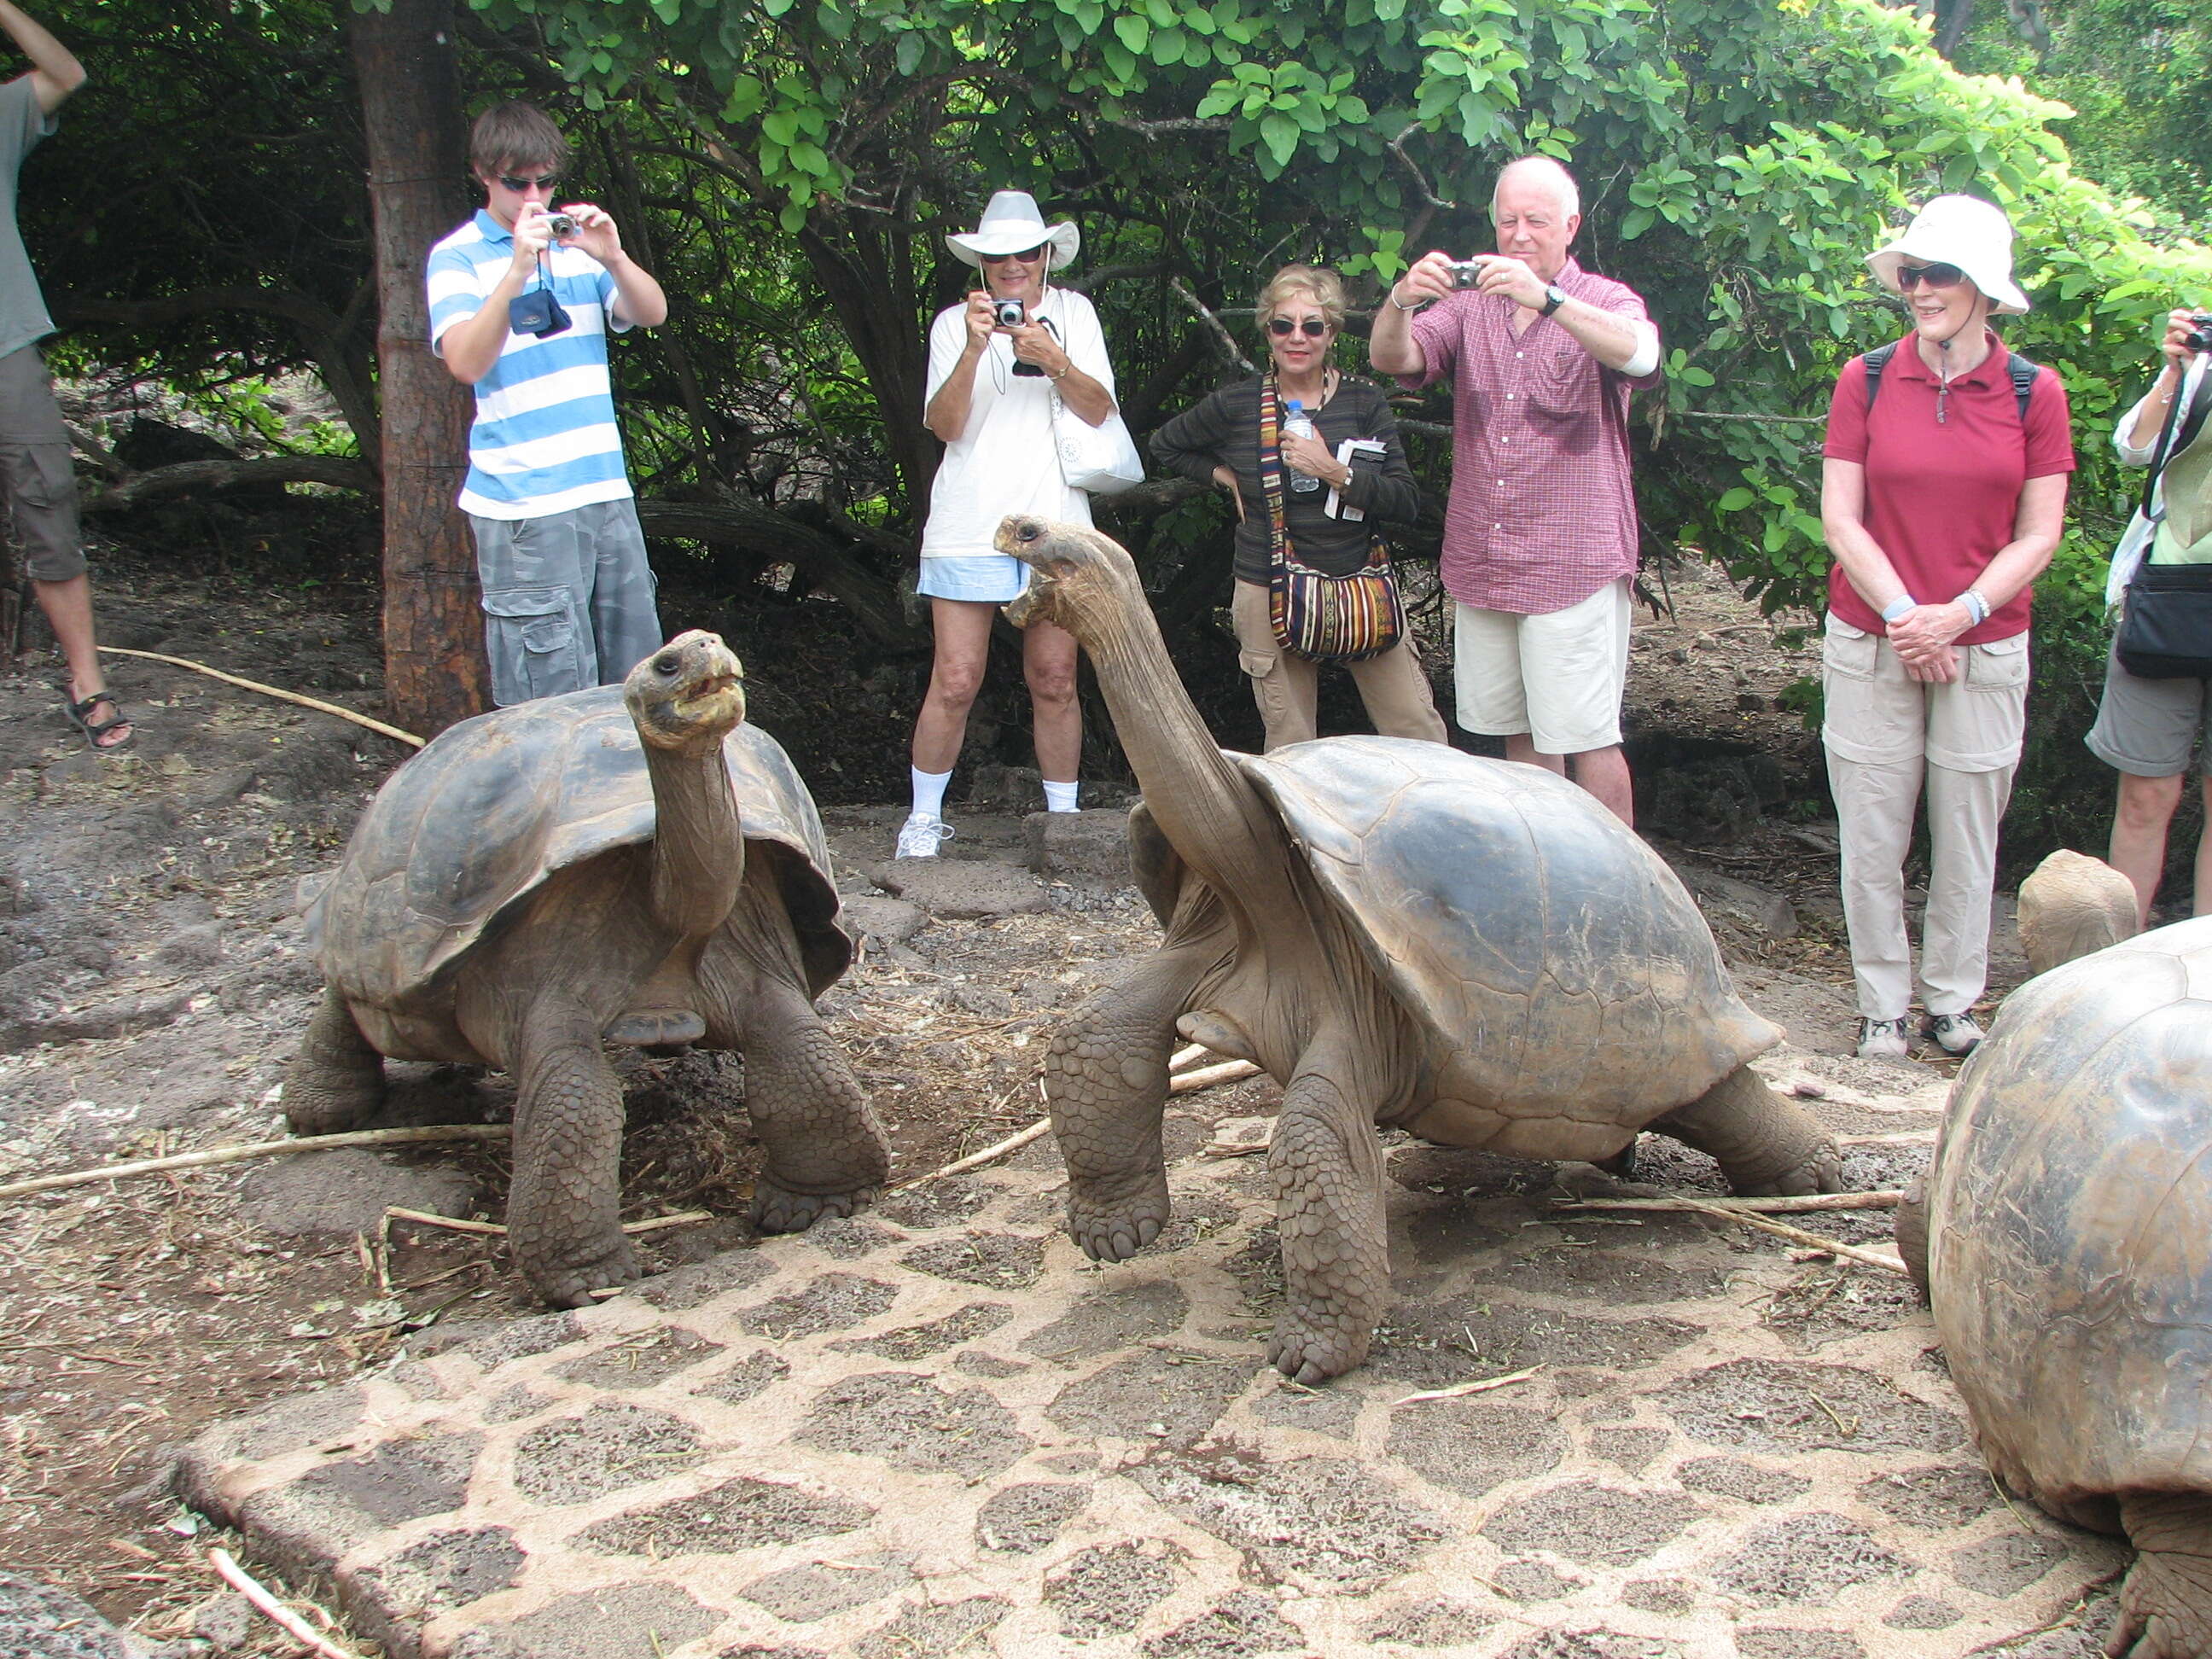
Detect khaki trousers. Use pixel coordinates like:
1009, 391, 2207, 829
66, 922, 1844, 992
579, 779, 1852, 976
1821, 614, 2029, 1021
1231, 578, 1447, 752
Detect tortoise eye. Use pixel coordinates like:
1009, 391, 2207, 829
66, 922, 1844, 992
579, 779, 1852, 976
1018, 522, 1040, 543
653, 652, 680, 675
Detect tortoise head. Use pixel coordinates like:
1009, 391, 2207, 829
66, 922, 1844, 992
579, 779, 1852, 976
998, 515, 1144, 641
623, 630, 746, 755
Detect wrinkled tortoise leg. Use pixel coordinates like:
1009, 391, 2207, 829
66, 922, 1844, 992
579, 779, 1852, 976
1045, 944, 1217, 1262
1895, 1173, 1931, 1303
2110, 1495, 2212, 1659
1655, 1062, 1843, 1196
284, 989, 387, 1136
507, 998, 640, 1307
736, 978, 890, 1234
1267, 1031, 1388, 1385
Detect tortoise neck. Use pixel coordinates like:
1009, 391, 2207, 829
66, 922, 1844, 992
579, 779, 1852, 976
1071, 580, 1300, 905
640, 738, 745, 935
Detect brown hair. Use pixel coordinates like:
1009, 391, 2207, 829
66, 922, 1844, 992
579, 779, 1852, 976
1256, 264, 1347, 333
469, 102, 572, 178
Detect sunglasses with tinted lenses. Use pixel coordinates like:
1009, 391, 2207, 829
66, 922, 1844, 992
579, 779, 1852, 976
1268, 317, 1330, 338
1896, 262, 1965, 291
498, 172, 562, 192
980, 246, 1047, 264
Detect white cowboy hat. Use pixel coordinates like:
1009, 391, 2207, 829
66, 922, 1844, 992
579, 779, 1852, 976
1865, 194, 2031, 316
945, 189, 1080, 270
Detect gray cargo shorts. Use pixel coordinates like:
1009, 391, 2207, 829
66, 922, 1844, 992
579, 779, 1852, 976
0, 344, 84, 583
469, 498, 664, 707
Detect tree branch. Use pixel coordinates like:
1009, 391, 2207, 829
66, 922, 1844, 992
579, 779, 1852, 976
634, 497, 925, 651
1389, 124, 1456, 212
86, 455, 376, 512
1170, 278, 1254, 375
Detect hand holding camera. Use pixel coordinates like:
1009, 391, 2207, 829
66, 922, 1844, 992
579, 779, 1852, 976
2179, 310, 2212, 356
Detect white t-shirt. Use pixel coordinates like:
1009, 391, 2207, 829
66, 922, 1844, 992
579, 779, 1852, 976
919, 287, 1116, 560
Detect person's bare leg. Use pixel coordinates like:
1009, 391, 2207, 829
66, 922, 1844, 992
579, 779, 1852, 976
1023, 613, 1081, 783
2109, 770, 2184, 929
34, 573, 130, 747
1569, 742, 1635, 827
2196, 776, 2212, 918
910, 598, 997, 774
1503, 732, 1566, 777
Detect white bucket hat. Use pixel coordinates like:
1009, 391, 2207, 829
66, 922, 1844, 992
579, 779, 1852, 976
945, 189, 1080, 271
1865, 194, 2030, 316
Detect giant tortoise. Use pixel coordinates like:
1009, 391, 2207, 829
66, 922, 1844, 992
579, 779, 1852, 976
998, 516, 1843, 1382
1901, 912, 2211, 1659
284, 631, 888, 1306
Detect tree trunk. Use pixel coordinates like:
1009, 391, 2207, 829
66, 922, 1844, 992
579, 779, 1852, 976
351, 0, 487, 736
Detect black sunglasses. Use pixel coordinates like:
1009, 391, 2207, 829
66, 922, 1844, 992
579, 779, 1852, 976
1896, 262, 1965, 291
980, 245, 1046, 264
497, 172, 562, 192
1268, 317, 1330, 338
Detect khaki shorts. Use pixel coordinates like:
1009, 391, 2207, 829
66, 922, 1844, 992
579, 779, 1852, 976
2086, 631, 2210, 777
0, 344, 84, 583
1452, 579, 1630, 754
1819, 614, 2028, 772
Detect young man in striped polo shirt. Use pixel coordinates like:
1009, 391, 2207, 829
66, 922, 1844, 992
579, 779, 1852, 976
428, 102, 670, 706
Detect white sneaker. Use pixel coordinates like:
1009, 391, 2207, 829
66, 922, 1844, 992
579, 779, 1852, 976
1855, 1016, 1911, 1060
1923, 1012, 1983, 1057
895, 815, 954, 859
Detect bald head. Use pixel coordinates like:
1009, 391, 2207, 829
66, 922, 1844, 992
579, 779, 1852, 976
1493, 155, 1580, 220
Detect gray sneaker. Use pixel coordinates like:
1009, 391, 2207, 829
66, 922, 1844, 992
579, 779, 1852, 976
895, 815, 954, 859
1855, 1016, 1912, 1060
1923, 1012, 1984, 1057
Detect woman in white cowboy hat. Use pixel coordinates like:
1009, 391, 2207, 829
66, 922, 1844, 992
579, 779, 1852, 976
1818, 194, 2075, 1059
897, 189, 1122, 859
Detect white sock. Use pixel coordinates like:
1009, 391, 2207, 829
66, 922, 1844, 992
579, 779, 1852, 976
909, 766, 952, 823
1043, 779, 1080, 813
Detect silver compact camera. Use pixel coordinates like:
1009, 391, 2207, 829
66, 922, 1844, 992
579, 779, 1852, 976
540, 209, 577, 240
992, 297, 1027, 329
1445, 257, 1493, 289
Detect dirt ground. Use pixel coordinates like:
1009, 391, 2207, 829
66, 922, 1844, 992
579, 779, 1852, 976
0, 517, 2074, 1656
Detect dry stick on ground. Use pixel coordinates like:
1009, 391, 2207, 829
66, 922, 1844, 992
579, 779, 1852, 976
1655, 1197, 1910, 1275
1393, 1363, 1542, 1408
1559, 1190, 1906, 1215
206, 1548, 362, 1659
99, 644, 426, 748
0, 1124, 511, 1201
384, 1206, 710, 1237
1170, 1059, 1260, 1093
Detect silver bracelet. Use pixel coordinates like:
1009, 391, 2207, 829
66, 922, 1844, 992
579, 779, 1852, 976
1958, 587, 1991, 626
1388, 293, 1423, 312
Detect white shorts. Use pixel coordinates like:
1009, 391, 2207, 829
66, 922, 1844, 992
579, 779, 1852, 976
1452, 579, 1631, 754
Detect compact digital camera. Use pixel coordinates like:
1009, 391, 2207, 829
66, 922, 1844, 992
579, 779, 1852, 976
992, 297, 1027, 329
2186, 313, 2212, 354
540, 209, 577, 240
1445, 257, 1494, 289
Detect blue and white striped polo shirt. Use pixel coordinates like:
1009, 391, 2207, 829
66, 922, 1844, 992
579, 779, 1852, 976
427, 209, 635, 520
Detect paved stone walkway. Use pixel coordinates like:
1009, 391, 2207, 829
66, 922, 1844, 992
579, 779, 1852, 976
176, 1058, 2120, 1659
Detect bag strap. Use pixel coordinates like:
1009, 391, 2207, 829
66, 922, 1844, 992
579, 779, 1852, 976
1865, 339, 2037, 420
1258, 375, 1294, 570
2134, 360, 2212, 525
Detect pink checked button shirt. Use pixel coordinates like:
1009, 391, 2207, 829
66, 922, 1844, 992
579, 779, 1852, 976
1400, 258, 1662, 615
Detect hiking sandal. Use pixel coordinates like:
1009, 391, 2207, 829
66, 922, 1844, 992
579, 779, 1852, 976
63, 688, 134, 751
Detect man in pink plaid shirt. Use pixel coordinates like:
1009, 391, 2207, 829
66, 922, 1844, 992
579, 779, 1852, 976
1370, 156, 1662, 824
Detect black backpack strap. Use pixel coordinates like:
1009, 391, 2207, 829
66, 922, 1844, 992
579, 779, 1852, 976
2005, 352, 2038, 422
1862, 341, 1898, 409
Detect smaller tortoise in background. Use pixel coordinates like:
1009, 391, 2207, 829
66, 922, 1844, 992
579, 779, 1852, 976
1901, 909, 2212, 1659
2016, 847, 2140, 977
286, 632, 888, 1306
998, 515, 1843, 1382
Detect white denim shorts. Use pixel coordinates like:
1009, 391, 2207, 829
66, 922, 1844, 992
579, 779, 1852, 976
1452, 578, 1631, 754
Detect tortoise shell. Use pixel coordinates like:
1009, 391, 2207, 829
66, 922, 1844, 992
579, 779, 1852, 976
1924, 915, 2212, 1530
1134, 736, 1777, 1147
312, 684, 847, 1012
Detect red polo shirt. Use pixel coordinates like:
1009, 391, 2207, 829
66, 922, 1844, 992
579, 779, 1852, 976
1822, 330, 2074, 643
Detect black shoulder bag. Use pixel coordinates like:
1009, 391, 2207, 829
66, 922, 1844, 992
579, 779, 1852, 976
2115, 364, 2212, 679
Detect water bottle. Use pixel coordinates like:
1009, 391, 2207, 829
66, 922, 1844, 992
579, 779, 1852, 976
1283, 398, 1322, 494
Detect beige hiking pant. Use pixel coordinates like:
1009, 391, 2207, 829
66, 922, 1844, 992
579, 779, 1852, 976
1821, 614, 2029, 1022
1231, 579, 1447, 752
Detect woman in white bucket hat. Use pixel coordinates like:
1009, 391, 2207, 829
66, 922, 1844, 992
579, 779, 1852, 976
896, 190, 1123, 859
1817, 194, 2075, 1059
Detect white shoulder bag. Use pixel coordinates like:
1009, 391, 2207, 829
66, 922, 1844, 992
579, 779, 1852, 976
1049, 384, 1144, 496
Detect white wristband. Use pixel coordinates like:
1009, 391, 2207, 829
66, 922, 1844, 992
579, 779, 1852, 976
1880, 594, 1918, 624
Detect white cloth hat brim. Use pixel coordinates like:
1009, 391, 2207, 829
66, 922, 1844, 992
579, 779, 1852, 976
946, 217, 1079, 270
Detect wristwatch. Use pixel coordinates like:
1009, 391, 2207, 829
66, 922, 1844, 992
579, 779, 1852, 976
1539, 284, 1568, 317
